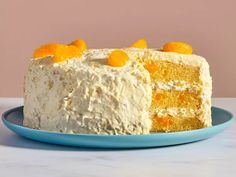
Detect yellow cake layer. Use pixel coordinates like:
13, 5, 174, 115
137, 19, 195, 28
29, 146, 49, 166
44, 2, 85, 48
151, 115, 205, 132
143, 60, 200, 83
151, 89, 202, 110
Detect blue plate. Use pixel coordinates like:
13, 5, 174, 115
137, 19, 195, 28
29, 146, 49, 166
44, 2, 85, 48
1, 106, 233, 148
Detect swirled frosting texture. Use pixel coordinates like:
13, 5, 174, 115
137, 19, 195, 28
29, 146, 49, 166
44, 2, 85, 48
23, 50, 152, 135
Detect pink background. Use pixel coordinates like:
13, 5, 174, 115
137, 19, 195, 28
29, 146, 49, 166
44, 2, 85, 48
0, 0, 235, 97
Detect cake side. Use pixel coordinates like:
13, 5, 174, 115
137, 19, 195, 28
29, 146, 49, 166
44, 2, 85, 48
23, 52, 152, 135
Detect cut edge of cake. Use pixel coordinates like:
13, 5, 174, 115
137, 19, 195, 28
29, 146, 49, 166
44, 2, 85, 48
127, 49, 212, 132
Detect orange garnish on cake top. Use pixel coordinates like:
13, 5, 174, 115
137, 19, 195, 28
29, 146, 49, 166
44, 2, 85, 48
69, 39, 87, 52
130, 39, 148, 48
33, 44, 65, 59
33, 39, 87, 63
107, 50, 129, 67
163, 41, 192, 54
53, 45, 83, 63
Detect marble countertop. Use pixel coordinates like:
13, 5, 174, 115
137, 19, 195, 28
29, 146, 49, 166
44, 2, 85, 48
0, 98, 235, 177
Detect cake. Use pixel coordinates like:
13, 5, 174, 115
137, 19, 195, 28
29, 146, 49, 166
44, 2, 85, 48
23, 39, 212, 134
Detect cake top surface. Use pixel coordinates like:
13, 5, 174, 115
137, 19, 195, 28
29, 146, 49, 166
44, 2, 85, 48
32, 39, 199, 65
30, 38, 211, 93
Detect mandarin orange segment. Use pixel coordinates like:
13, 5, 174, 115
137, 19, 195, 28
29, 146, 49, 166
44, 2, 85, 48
69, 39, 87, 52
52, 55, 66, 63
155, 93, 164, 102
163, 41, 193, 54
33, 43, 84, 63
107, 50, 129, 67
65, 45, 83, 58
52, 45, 83, 63
156, 116, 173, 127
33, 44, 65, 59
179, 95, 184, 102
130, 39, 147, 48
145, 62, 158, 74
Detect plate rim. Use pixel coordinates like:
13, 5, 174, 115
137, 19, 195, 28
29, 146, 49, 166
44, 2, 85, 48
1, 105, 234, 137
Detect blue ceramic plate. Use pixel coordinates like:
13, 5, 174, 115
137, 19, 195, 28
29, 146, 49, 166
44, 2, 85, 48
1, 106, 233, 148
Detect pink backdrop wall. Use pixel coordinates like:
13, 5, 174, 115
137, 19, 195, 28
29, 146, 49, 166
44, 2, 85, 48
0, 0, 235, 97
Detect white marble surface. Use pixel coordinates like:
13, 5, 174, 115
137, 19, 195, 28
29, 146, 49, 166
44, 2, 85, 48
0, 98, 235, 177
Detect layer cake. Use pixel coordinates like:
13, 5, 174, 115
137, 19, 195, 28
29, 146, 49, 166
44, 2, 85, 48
23, 40, 212, 134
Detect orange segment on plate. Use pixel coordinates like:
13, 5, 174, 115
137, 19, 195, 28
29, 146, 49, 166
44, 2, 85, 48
163, 41, 193, 54
130, 39, 147, 48
107, 50, 129, 67
69, 39, 87, 52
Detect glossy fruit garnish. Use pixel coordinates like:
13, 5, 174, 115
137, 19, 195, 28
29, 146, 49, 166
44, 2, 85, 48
163, 41, 193, 54
130, 39, 147, 48
145, 62, 158, 74
53, 45, 83, 63
33, 44, 65, 59
33, 43, 83, 63
33, 38, 88, 63
107, 50, 129, 67
69, 39, 87, 52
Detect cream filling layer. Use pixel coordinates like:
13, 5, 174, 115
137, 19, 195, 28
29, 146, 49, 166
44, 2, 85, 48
154, 108, 197, 118
152, 80, 200, 92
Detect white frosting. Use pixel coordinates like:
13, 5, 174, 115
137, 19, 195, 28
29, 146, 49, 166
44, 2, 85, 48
155, 108, 196, 118
24, 53, 152, 135
152, 80, 200, 92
